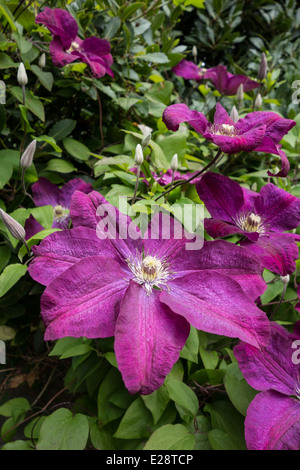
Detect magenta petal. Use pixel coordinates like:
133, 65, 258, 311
172, 60, 203, 81
41, 256, 127, 340
24, 215, 45, 240
245, 391, 300, 450
58, 179, 93, 208
204, 218, 246, 239
73, 51, 114, 78
81, 37, 111, 55
162, 103, 208, 133
49, 37, 78, 67
114, 282, 190, 394
234, 322, 298, 396
28, 227, 119, 286
213, 103, 234, 126
241, 233, 299, 276
160, 271, 270, 348
207, 124, 266, 154
36, 8, 78, 49
31, 177, 60, 207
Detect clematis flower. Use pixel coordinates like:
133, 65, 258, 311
203, 65, 259, 95
130, 167, 202, 186
28, 190, 270, 395
196, 172, 300, 276
234, 321, 300, 450
25, 177, 93, 239
163, 102, 296, 177
35, 8, 114, 78
172, 60, 205, 82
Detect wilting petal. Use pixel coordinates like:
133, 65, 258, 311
162, 103, 208, 134
172, 60, 204, 81
234, 322, 298, 395
114, 282, 190, 394
31, 177, 60, 207
41, 256, 127, 340
171, 239, 266, 301
58, 179, 93, 207
160, 271, 270, 348
28, 227, 119, 286
25, 215, 45, 240
196, 172, 244, 222
254, 183, 300, 231
245, 391, 300, 450
241, 233, 299, 275
36, 7, 78, 49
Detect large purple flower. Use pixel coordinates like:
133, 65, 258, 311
35, 8, 114, 78
196, 172, 300, 276
234, 322, 300, 450
172, 60, 205, 82
163, 103, 296, 177
25, 177, 93, 239
28, 190, 270, 394
203, 65, 259, 95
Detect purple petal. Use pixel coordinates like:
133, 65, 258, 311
41, 256, 127, 340
81, 37, 111, 56
36, 8, 78, 49
206, 124, 266, 155
31, 177, 60, 207
24, 215, 45, 240
58, 178, 93, 208
204, 218, 248, 239
73, 50, 114, 78
171, 239, 266, 301
213, 103, 235, 126
160, 271, 270, 348
204, 65, 229, 95
234, 322, 299, 396
241, 233, 299, 276
28, 227, 119, 286
49, 37, 78, 67
162, 103, 208, 134
226, 75, 259, 95
114, 282, 190, 394
245, 391, 300, 450
172, 60, 204, 82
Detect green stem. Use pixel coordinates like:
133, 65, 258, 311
132, 166, 141, 205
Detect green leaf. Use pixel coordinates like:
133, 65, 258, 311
0, 53, 17, 69
165, 379, 199, 417
113, 397, 153, 439
30, 65, 53, 91
34, 135, 62, 153
0, 0, 16, 30
0, 264, 27, 298
49, 119, 76, 142
0, 398, 30, 418
10, 87, 45, 121
97, 368, 126, 425
208, 428, 246, 450
199, 345, 219, 369
36, 408, 89, 450
141, 385, 170, 425
30, 205, 54, 230
224, 362, 258, 416
0, 159, 13, 188
1, 440, 32, 450
144, 424, 195, 450
63, 137, 90, 161
46, 159, 76, 173
104, 16, 121, 39
180, 326, 199, 362
137, 53, 170, 64
49, 337, 90, 357
0, 245, 11, 273
115, 97, 142, 111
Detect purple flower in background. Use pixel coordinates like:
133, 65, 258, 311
35, 8, 114, 78
25, 177, 93, 239
28, 190, 270, 394
234, 322, 300, 450
196, 172, 300, 276
203, 65, 259, 95
129, 168, 201, 186
163, 103, 296, 177
172, 60, 205, 82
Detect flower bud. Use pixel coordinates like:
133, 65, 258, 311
237, 83, 244, 102
258, 52, 267, 81
254, 93, 262, 109
141, 133, 151, 149
0, 209, 26, 241
17, 62, 28, 86
192, 45, 197, 59
134, 144, 144, 166
39, 53, 46, 69
280, 275, 290, 285
170, 153, 178, 171
230, 106, 239, 123
251, 182, 257, 192
20, 140, 36, 169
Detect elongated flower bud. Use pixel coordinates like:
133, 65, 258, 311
254, 93, 262, 109
258, 52, 267, 81
20, 140, 36, 169
17, 62, 28, 86
280, 275, 290, 285
237, 83, 244, 102
39, 53, 46, 69
192, 45, 197, 60
0, 209, 26, 241
230, 106, 239, 123
141, 133, 151, 149
135, 144, 144, 166
170, 153, 178, 171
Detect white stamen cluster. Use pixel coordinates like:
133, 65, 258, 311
126, 253, 173, 295
53, 205, 69, 222
67, 41, 80, 53
235, 211, 266, 234
210, 123, 238, 137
